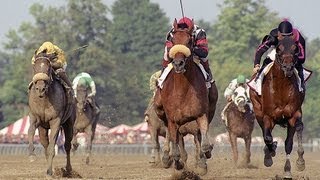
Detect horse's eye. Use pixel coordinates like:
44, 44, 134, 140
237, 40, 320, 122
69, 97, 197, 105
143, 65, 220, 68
234, 92, 238, 96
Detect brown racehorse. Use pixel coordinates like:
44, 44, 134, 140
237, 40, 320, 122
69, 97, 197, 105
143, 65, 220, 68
222, 86, 255, 167
28, 53, 75, 176
154, 19, 218, 175
72, 83, 100, 165
249, 35, 305, 178
145, 99, 213, 170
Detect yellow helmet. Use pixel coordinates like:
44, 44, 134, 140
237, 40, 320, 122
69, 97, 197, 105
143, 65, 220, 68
37, 41, 55, 54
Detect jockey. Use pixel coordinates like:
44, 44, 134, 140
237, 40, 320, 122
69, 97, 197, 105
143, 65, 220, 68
221, 75, 251, 120
72, 72, 100, 115
32, 41, 73, 90
224, 75, 250, 102
162, 17, 213, 82
149, 70, 161, 96
253, 20, 306, 91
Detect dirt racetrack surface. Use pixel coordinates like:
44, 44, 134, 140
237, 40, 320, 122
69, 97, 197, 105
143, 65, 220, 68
0, 151, 319, 179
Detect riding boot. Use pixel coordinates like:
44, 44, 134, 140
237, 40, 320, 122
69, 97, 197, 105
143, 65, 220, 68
88, 97, 100, 115
202, 60, 213, 82
56, 68, 74, 102
296, 63, 305, 92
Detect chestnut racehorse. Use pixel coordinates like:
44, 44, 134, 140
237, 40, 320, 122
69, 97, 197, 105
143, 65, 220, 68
249, 35, 305, 178
154, 19, 218, 175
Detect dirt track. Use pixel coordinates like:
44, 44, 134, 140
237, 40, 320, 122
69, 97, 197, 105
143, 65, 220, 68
0, 151, 319, 179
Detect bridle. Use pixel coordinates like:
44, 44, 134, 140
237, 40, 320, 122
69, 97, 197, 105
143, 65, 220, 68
275, 38, 298, 77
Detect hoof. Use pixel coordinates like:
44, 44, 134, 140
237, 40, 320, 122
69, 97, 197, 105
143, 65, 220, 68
47, 169, 53, 176
296, 158, 305, 171
174, 160, 184, 170
283, 171, 292, 179
162, 154, 172, 168
264, 153, 273, 167
86, 157, 90, 165
29, 155, 36, 162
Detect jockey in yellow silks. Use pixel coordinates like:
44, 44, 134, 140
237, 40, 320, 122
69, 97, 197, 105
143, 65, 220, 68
31, 41, 73, 90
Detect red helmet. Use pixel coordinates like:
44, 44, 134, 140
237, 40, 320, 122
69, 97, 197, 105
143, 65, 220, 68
178, 17, 193, 28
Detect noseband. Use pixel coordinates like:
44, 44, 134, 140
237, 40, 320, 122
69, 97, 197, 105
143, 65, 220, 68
170, 29, 194, 73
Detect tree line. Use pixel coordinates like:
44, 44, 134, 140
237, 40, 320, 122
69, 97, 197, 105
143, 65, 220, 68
0, 0, 319, 139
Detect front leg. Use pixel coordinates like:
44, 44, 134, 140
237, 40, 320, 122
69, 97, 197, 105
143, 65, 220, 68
46, 118, 61, 176
28, 114, 37, 162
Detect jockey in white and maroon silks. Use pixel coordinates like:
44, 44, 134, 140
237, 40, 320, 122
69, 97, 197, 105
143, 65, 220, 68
253, 20, 306, 90
161, 17, 213, 82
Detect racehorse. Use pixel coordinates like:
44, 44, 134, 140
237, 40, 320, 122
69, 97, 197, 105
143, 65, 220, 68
72, 83, 100, 165
145, 99, 212, 170
222, 86, 255, 167
249, 35, 305, 178
154, 18, 218, 175
28, 52, 75, 176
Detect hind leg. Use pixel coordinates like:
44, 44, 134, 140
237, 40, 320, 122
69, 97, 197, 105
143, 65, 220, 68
46, 119, 61, 176
244, 135, 252, 166
38, 127, 49, 160
229, 133, 238, 166
71, 129, 79, 153
84, 124, 93, 165
295, 119, 305, 171
63, 118, 73, 173
178, 134, 187, 165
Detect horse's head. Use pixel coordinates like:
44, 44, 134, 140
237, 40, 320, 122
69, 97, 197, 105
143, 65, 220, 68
275, 35, 299, 77
168, 18, 194, 73
76, 85, 89, 114
32, 52, 54, 98
232, 86, 250, 113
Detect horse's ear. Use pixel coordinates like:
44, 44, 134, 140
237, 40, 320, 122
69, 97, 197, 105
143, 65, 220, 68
173, 18, 178, 30
188, 19, 194, 32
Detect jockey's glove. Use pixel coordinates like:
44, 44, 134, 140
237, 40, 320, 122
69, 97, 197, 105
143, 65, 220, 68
253, 64, 260, 74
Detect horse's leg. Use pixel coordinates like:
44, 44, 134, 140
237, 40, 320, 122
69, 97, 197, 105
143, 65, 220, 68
71, 128, 79, 153
295, 119, 305, 171
244, 135, 252, 166
149, 127, 158, 164
229, 132, 238, 166
168, 120, 183, 170
283, 122, 296, 179
84, 124, 93, 165
197, 114, 212, 159
62, 118, 73, 173
194, 133, 201, 167
178, 134, 187, 165
46, 119, 61, 176
28, 115, 37, 162
262, 117, 277, 167
38, 127, 49, 161
162, 127, 172, 168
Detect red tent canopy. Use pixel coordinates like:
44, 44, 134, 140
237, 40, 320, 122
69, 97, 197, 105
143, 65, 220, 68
0, 116, 39, 136
107, 124, 132, 135
131, 122, 148, 132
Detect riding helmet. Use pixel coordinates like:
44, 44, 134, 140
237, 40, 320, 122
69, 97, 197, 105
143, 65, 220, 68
37, 41, 55, 54
237, 75, 246, 84
178, 17, 193, 29
278, 20, 293, 36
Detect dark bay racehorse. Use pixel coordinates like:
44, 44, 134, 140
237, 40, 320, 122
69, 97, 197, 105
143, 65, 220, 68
72, 83, 99, 165
154, 19, 218, 175
222, 86, 255, 167
249, 35, 305, 178
28, 53, 75, 176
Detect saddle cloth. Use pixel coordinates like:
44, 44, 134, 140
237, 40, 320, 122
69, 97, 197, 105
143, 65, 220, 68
157, 59, 212, 89
247, 62, 312, 95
